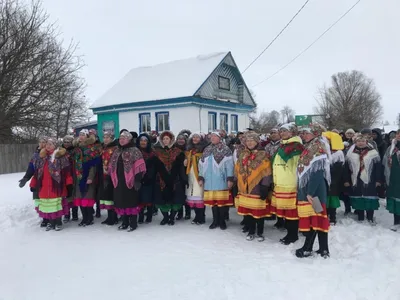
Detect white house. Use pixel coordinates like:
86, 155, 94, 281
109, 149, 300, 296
91, 52, 256, 140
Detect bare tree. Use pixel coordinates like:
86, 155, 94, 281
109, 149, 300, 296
0, 0, 87, 142
250, 110, 281, 133
280, 106, 295, 123
315, 71, 383, 130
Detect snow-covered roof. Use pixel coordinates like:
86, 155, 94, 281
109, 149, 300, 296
91, 52, 229, 109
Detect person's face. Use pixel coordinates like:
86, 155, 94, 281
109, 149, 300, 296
211, 134, 221, 145
139, 138, 148, 149
345, 132, 354, 139
356, 139, 367, 148
162, 136, 171, 146
372, 132, 378, 140
395, 132, 400, 141
79, 134, 87, 142
192, 135, 201, 145
45, 143, 55, 152
279, 129, 292, 140
63, 141, 72, 148
246, 139, 257, 150
270, 131, 280, 141
302, 132, 314, 143
103, 136, 112, 145
39, 141, 46, 149
119, 136, 130, 146
177, 138, 186, 146
220, 131, 226, 138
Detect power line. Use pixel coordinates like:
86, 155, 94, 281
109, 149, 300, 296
252, 0, 362, 88
241, 0, 310, 74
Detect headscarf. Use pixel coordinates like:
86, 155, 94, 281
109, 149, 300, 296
187, 132, 207, 152
279, 123, 298, 136
103, 131, 115, 140
202, 139, 232, 164
243, 131, 260, 144
136, 133, 155, 160
120, 131, 133, 140
63, 135, 74, 144
80, 129, 89, 136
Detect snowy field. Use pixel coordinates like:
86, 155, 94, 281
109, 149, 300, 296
1, 173, 400, 300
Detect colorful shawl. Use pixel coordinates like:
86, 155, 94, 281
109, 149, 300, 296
102, 140, 118, 179
202, 142, 232, 164
186, 149, 202, 181
346, 145, 380, 186
108, 143, 146, 189
383, 140, 400, 184
265, 140, 281, 159
236, 148, 271, 194
273, 136, 304, 163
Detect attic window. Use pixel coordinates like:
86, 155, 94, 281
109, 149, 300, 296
218, 76, 230, 91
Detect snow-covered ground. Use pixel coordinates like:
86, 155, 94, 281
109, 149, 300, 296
1, 173, 400, 300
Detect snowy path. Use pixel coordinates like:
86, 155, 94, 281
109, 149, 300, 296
1, 173, 400, 300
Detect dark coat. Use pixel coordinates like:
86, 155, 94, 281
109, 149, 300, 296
297, 170, 328, 205
329, 161, 344, 196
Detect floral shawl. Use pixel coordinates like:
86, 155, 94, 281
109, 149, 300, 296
273, 136, 304, 163
202, 142, 232, 164
102, 140, 118, 179
383, 140, 400, 184
108, 142, 146, 189
346, 144, 380, 186
297, 137, 331, 188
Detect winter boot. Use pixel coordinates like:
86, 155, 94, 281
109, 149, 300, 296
110, 210, 118, 225
46, 220, 55, 231
128, 215, 138, 232
71, 207, 79, 221
118, 215, 129, 230
55, 218, 63, 231
95, 204, 101, 218
192, 208, 199, 224
184, 204, 191, 220
209, 206, 220, 229
169, 210, 178, 226
357, 210, 365, 222
153, 205, 158, 216
219, 207, 228, 230
199, 207, 206, 224
160, 212, 169, 225
274, 217, 285, 230
240, 216, 246, 226
176, 207, 183, 220
40, 219, 49, 228
225, 207, 230, 221
63, 214, 71, 223
79, 207, 88, 227
145, 206, 153, 223
366, 210, 376, 225
296, 230, 317, 258
280, 220, 298, 245
102, 210, 112, 225
316, 232, 330, 258
86, 208, 94, 226
343, 194, 352, 215
256, 218, 265, 239
328, 208, 337, 225
138, 210, 145, 224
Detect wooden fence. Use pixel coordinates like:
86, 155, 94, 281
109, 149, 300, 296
0, 144, 37, 175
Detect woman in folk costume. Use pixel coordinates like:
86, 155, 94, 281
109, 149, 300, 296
154, 131, 187, 226
322, 131, 345, 225
108, 131, 146, 231
18, 137, 48, 226
73, 129, 102, 227
296, 124, 331, 258
185, 132, 208, 225
61, 135, 78, 223
344, 134, 381, 224
30, 138, 73, 231
199, 132, 234, 230
99, 131, 119, 225
383, 129, 400, 231
235, 131, 272, 242
271, 123, 304, 244
175, 129, 192, 220
264, 128, 281, 159
136, 133, 169, 224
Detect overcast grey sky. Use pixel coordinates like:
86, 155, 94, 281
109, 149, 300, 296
41, 0, 399, 124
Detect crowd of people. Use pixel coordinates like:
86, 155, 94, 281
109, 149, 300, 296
18, 124, 400, 259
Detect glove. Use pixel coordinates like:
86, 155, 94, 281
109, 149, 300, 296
19, 178, 28, 188
134, 181, 142, 191
30, 187, 36, 193
259, 185, 268, 201
67, 185, 73, 198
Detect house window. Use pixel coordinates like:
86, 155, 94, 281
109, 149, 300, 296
208, 112, 217, 132
231, 114, 238, 133
220, 113, 228, 132
139, 113, 151, 133
218, 76, 230, 91
102, 121, 115, 135
156, 112, 170, 132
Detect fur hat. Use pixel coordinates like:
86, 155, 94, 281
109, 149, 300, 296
345, 128, 355, 134
63, 135, 74, 143
302, 123, 326, 137
211, 131, 221, 139
244, 131, 260, 144
120, 131, 133, 140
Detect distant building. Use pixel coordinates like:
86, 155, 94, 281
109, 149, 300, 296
90, 52, 256, 140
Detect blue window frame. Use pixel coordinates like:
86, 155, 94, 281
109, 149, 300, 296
220, 113, 228, 132
155, 111, 170, 132
139, 113, 151, 133
231, 114, 238, 133
208, 112, 217, 132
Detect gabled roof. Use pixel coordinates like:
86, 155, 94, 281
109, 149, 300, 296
91, 52, 230, 109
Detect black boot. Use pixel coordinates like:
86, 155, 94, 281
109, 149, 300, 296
128, 215, 138, 232
46, 219, 56, 231
160, 212, 169, 225
118, 215, 129, 230
184, 204, 191, 220
328, 208, 337, 225
256, 218, 265, 241
145, 206, 153, 223
242, 215, 251, 233
395, 214, 400, 225
219, 207, 227, 230
79, 207, 88, 227
240, 216, 246, 226
138, 209, 145, 224
86, 208, 94, 226
40, 218, 49, 227
63, 214, 71, 223
102, 210, 112, 225
296, 230, 317, 258
153, 205, 158, 216
55, 218, 63, 231
274, 217, 285, 230
71, 207, 79, 221
169, 210, 178, 226
225, 207, 230, 221
246, 217, 256, 240
280, 220, 298, 245
209, 206, 220, 229
176, 207, 183, 220
366, 210, 375, 225
192, 208, 199, 224
95, 205, 101, 218
357, 210, 365, 221
343, 194, 351, 215
316, 232, 330, 258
